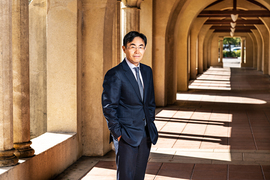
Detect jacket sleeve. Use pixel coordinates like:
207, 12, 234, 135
102, 70, 122, 139
148, 68, 156, 122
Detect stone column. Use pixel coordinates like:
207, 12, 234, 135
260, 17, 270, 75
0, 0, 19, 166
251, 30, 262, 71
12, 0, 35, 158
256, 25, 269, 74
203, 30, 214, 70
122, 6, 140, 34
241, 37, 246, 64
198, 25, 212, 74
248, 33, 257, 69
190, 18, 208, 79
219, 37, 223, 63
121, 4, 140, 65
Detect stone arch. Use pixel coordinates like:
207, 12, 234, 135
259, 17, 270, 75
174, 0, 216, 91
164, 0, 270, 105
164, 0, 216, 105
164, 0, 188, 105
255, 0, 270, 10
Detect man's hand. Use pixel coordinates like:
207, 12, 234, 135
118, 135, 121, 141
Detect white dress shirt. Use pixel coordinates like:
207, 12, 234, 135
125, 58, 144, 88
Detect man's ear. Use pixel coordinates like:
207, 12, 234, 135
122, 46, 126, 53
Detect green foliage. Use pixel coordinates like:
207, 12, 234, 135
223, 37, 241, 45
223, 50, 241, 58
234, 50, 241, 57
223, 37, 241, 55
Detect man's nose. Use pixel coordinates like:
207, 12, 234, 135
134, 48, 139, 53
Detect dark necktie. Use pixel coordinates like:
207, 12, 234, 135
134, 67, 143, 100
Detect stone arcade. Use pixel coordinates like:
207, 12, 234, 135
0, 0, 270, 179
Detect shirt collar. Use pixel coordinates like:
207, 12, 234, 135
125, 57, 140, 70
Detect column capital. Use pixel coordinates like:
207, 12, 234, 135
121, 3, 140, 32
122, 0, 143, 8
122, 6, 141, 10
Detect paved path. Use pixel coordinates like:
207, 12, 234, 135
55, 67, 270, 180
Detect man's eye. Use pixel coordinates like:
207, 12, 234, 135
139, 46, 144, 49
130, 46, 136, 49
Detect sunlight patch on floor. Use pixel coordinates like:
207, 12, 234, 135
150, 149, 232, 162
176, 93, 267, 104
189, 67, 231, 90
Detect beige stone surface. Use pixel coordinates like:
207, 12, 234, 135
204, 30, 213, 68
219, 37, 224, 63
120, 3, 140, 61
241, 36, 254, 67
112, 1, 121, 67
0, 0, 14, 151
241, 37, 246, 64
47, 0, 78, 133
140, 0, 153, 67
0, 0, 19, 166
190, 18, 208, 79
248, 32, 258, 68
122, 0, 143, 7
122, 7, 140, 33
153, 0, 175, 106
251, 30, 263, 71
29, 0, 47, 139
198, 25, 212, 73
260, 17, 270, 75
81, 0, 114, 156
256, 24, 269, 74
12, 0, 33, 156
0, 133, 80, 179
210, 34, 223, 67
203, 30, 214, 70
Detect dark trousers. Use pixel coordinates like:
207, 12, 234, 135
113, 127, 151, 180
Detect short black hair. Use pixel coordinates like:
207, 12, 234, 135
123, 31, 147, 47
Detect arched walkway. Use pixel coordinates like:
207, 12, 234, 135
1, 0, 270, 178
153, 0, 270, 107
55, 66, 270, 179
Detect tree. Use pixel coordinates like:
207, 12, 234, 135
223, 37, 241, 52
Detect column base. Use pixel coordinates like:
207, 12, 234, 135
0, 148, 19, 167
14, 141, 35, 158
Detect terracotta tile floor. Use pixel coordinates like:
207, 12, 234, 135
55, 66, 270, 180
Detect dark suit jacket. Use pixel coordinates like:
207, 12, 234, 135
102, 60, 158, 147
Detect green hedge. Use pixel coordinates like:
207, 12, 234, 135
223, 50, 241, 58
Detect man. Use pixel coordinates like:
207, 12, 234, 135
102, 31, 158, 180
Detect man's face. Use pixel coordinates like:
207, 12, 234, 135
122, 37, 146, 66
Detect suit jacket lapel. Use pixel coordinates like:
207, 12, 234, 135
121, 60, 143, 101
